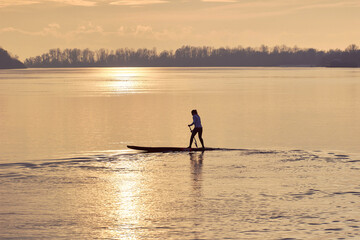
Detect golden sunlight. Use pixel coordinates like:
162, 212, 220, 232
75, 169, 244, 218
102, 68, 147, 93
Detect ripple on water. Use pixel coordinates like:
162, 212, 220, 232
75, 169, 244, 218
0, 148, 359, 239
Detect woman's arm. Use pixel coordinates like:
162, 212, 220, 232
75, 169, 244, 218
188, 116, 195, 126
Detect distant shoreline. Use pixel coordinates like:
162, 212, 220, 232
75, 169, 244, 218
22, 63, 359, 69
1, 45, 360, 69
23, 65, 359, 69
4, 65, 360, 70
23, 45, 360, 69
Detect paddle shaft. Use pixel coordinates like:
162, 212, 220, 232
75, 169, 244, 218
188, 125, 198, 148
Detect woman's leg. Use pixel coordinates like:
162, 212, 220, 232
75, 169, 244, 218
198, 128, 205, 148
188, 128, 197, 148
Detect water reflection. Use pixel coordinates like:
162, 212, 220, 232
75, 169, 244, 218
114, 172, 141, 240
189, 152, 204, 194
101, 68, 147, 93
189, 152, 205, 240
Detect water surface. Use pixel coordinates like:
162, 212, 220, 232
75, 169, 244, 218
0, 67, 359, 239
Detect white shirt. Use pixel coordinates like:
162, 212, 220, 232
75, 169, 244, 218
191, 114, 202, 128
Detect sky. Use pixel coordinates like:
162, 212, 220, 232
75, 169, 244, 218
0, 0, 359, 60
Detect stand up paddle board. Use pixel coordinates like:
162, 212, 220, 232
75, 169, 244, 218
127, 145, 219, 152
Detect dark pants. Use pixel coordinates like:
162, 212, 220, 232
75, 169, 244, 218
189, 127, 204, 148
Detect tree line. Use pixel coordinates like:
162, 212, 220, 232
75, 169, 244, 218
24, 44, 360, 68
0, 47, 26, 69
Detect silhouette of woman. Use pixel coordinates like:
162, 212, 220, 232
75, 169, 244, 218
188, 109, 205, 148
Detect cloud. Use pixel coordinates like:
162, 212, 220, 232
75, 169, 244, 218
0, 22, 105, 39
0, 0, 98, 8
294, 0, 360, 10
0, 23, 61, 37
197, 0, 360, 21
0, 0, 169, 7
201, 0, 237, 2
113, 25, 198, 44
73, 22, 104, 34
0, 0, 39, 8
117, 25, 159, 38
109, 0, 168, 6
1, 0, 360, 8
213, 0, 360, 11
51, 0, 98, 7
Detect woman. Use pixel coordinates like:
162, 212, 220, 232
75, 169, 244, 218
188, 109, 205, 148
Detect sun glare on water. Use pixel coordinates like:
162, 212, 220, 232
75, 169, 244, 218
102, 68, 148, 93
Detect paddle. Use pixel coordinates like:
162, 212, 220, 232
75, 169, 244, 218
188, 125, 198, 148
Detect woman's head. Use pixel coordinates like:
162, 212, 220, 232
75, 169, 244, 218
191, 109, 198, 115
